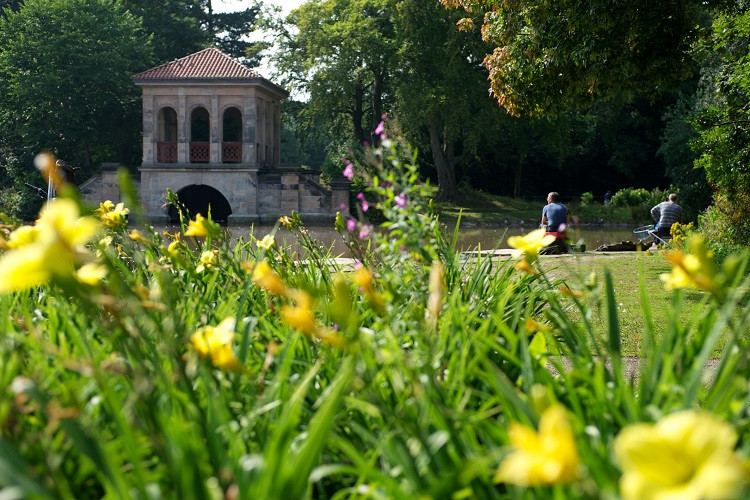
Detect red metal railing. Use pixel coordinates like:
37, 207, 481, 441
190, 142, 210, 163
222, 142, 242, 163
157, 142, 177, 163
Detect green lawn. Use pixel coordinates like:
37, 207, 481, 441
436, 188, 639, 226
539, 252, 712, 356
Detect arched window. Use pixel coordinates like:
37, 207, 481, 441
222, 107, 242, 163
157, 107, 177, 163
190, 107, 210, 163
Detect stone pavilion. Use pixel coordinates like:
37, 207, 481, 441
117, 47, 349, 223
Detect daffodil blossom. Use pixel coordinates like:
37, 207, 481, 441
0, 199, 99, 293
190, 317, 244, 372
251, 260, 287, 296
184, 213, 220, 238
614, 410, 747, 500
256, 234, 276, 250
507, 228, 556, 260
495, 405, 580, 486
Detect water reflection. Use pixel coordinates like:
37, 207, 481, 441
154, 223, 637, 254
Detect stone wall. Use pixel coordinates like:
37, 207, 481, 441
81, 164, 350, 224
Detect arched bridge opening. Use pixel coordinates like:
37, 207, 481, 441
168, 184, 232, 223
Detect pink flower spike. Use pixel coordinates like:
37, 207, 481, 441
374, 120, 385, 136
346, 218, 357, 232
357, 192, 365, 200
361, 200, 369, 212
339, 203, 347, 210
343, 163, 354, 180
354, 259, 363, 270
394, 194, 407, 208
359, 225, 371, 239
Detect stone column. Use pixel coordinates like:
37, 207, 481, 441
178, 92, 188, 163
330, 180, 351, 215
210, 94, 220, 164
274, 102, 282, 167
142, 94, 154, 165
243, 96, 257, 164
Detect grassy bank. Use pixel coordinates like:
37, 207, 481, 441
436, 187, 637, 226
539, 252, 710, 356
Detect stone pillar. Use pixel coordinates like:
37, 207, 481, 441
280, 172, 300, 213
274, 103, 282, 167
178, 92, 188, 163
210, 94, 220, 163
142, 95, 154, 165
243, 96, 256, 164
330, 180, 351, 215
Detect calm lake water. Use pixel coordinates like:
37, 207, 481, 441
156, 223, 638, 253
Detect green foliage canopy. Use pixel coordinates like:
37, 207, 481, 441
0, 0, 152, 175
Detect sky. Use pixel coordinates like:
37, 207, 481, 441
214, 0, 304, 79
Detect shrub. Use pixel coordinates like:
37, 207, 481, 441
580, 191, 595, 206
698, 192, 750, 260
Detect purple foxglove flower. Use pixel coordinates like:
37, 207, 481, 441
374, 120, 385, 136
343, 163, 354, 180
359, 225, 371, 239
346, 218, 356, 232
361, 200, 369, 212
357, 192, 365, 200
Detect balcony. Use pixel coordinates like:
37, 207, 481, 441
157, 142, 177, 163
222, 142, 242, 163
189, 142, 210, 163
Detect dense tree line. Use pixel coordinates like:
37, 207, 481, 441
1, 0, 749, 248
0, 0, 264, 217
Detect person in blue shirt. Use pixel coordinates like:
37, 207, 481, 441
541, 192, 569, 232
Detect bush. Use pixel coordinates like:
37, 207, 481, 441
698, 193, 750, 260
580, 192, 595, 206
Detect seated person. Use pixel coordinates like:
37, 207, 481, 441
650, 193, 682, 238
541, 192, 569, 233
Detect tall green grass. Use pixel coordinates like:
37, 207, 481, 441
1, 128, 749, 498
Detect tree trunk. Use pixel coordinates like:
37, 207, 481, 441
427, 115, 459, 202
513, 149, 525, 198
206, 0, 214, 37
352, 84, 367, 145
371, 69, 384, 145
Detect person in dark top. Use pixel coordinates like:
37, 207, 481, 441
650, 193, 682, 237
541, 192, 570, 232
604, 190, 612, 205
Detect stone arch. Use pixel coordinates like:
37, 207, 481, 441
167, 184, 232, 223
156, 106, 178, 163
190, 106, 211, 163
222, 106, 243, 163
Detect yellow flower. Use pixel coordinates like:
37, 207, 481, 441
184, 213, 220, 238
129, 229, 147, 243
495, 405, 579, 486
279, 215, 292, 228
95, 201, 129, 229
281, 290, 316, 336
6, 225, 40, 249
190, 317, 244, 372
256, 234, 276, 250
76, 262, 108, 285
660, 235, 721, 296
507, 229, 556, 260
196, 249, 219, 273
94, 200, 114, 216
614, 410, 747, 500
252, 260, 287, 296
0, 199, 99, 294
514, 258, 537, 275
352, 267, 384, 310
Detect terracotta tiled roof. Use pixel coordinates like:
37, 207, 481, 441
132, 47, 263, 81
